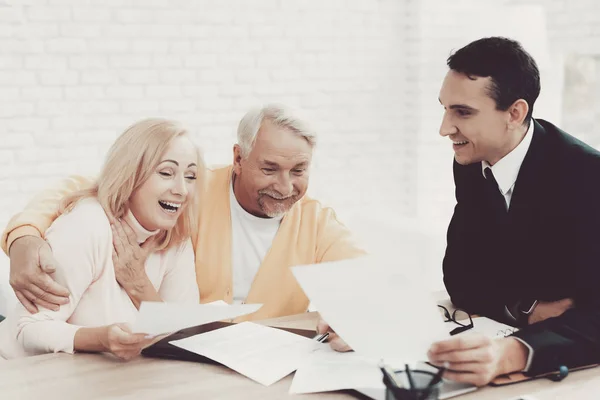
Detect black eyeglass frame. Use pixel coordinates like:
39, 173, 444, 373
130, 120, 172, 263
437, 305, 474, 336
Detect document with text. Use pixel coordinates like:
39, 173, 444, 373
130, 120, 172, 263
170, 321, 319, 386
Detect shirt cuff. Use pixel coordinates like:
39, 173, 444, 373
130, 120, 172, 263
61, 323, 83, 354
512, 336, 534, 372
4, 226, 43, 255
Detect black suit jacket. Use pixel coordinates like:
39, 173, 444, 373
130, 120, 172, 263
443, 119, 600, 375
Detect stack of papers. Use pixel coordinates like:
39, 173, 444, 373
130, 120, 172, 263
288, 256, 474, 398
131, 257, 506, 397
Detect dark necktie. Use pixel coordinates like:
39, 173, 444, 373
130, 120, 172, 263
484, 167, 507, 216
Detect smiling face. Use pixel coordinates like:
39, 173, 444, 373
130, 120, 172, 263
232, 119, 313, 218
129, 135, 199, 231
438, 70, 515, 166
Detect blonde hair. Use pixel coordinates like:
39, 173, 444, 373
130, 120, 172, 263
60, 118, 204, 251
237, 103, 317, 158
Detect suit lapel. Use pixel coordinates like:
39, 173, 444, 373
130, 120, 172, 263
507, 120, 549, 217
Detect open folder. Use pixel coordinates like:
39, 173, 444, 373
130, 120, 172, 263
142, 321, 317, 364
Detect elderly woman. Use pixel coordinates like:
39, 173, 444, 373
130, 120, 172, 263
0, 118, 204, 360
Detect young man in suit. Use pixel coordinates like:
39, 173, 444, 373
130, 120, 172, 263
427, 36, 600, 385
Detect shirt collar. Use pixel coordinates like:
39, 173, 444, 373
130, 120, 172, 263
481, 121, 534, 195
124, 209, 161, 244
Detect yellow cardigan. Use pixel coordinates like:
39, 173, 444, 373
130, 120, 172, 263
2, 165, 366, 321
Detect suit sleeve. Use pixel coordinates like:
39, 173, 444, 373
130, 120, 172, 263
511, 156, 600, 375
443, 161, 511, 323
1, 175, 95, 255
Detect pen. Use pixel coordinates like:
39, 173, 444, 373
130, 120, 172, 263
427, 365, 445, 388
379, 362, 403, 388
314, 332, 329, 343
405, 364, 415, 390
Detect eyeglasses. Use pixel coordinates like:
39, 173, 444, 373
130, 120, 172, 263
438, 305, 473, 336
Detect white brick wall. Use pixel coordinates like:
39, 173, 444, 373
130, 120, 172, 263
0, 0, 411, 233
413, 0, 600, 234
0, 0, 599, 295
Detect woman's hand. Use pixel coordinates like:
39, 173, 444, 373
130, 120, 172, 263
99, 323, 153, 361
110, 219, 156, 290
110, 219, 161, 308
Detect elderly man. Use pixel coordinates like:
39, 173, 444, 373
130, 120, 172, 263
3, 104, 365, 321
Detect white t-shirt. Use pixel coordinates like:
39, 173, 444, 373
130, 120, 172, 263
229, 182, 282, 303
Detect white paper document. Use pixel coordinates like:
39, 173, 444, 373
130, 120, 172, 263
291, 256, 449, 364
472, 317, 518, 338
290, 345, 386, 394
131, 302, 262, 336
444, 316, 518, 338
290, 346, 475, 399
170, 322, 318, 386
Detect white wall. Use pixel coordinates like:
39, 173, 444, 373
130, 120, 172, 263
0, 1, 600, 312
0, 0, 413, 229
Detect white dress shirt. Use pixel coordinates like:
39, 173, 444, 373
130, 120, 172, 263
481, 121, 535, 371
481, 121, 534, 209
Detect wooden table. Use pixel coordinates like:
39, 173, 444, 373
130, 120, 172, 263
1, 312, 599, 400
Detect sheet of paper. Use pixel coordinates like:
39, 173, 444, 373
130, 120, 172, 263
291, 256, 449, 364
131, 302, 262, 335
444, 316, 518, 338
290, 345, 386, 394
170, 321, 318, 386
291, 346, 475, 399
471, 317, 518, 338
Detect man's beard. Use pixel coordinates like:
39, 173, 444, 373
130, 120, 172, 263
257, 189, 300, 218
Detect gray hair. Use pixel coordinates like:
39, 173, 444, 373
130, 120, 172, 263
237, 104, 317, 158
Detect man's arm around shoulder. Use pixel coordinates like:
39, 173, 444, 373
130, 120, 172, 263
2, 175, 95, 254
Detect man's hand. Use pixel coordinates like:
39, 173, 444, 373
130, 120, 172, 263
316, 318, 352, 352
8, 236, 70, 313
110, 219, 160, 308
427, 334, 528, 387
528, 298, 574, 325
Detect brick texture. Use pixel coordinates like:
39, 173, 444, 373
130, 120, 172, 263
0, 0, 598, 292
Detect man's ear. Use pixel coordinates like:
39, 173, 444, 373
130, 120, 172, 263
233, 144, 243, 174
507, 99, 529, 129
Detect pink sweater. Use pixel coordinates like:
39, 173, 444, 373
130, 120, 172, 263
0, 198, 199, 359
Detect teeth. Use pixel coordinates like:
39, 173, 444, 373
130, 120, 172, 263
160, 201, 181, 209
159, 200, 181, 213
453, 141, 469, 145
